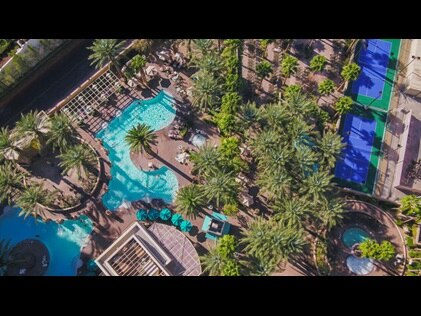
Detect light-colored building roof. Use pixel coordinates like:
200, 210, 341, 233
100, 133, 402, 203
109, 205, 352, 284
405, 39, 421, 96
95, 222, 202, 276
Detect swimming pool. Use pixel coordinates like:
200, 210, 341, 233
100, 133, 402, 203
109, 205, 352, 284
0, 206, 93, 276
96, 90, 179, 211
342, 227, 370, 248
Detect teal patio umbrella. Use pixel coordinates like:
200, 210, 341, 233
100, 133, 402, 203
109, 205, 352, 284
136, 209, 148, 221
148, 208, 160, 221
87, 259, 98, 272
160, 208, 172, 221
171, 213, 183, 226
180, 220, 192, 232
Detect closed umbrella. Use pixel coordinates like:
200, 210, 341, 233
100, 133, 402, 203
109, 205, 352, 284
160, 208, 172, 221
148, 208, 160, 221
180, 220, 192, 232
136, 209, 148, 221
171, 213, 183, 226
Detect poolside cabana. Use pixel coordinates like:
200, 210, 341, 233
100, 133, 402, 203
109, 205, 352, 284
201, 212, 231, 240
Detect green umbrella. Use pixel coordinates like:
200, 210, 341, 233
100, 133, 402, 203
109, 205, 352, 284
136, 209, 148, 221
171, 213, 183, 226
148, 208, 160, 221
180, 220, 192, 232
160, 208, 172, 221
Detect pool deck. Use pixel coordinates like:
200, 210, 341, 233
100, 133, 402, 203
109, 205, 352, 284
130, 114, 220, 189
327, 200, 406, 276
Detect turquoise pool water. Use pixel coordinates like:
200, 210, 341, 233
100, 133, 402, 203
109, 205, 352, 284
342, 227, 370, 248
346, 255, 374, 275
0, 206, 93, 276
96, 90, 178, 211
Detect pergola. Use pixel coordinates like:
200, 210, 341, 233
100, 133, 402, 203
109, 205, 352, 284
60, 70, 120, 123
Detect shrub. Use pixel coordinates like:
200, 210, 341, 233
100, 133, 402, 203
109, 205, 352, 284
222, 203, 239, 216
219, 137, 241, 160
221, 92, 242, 115
217, 235, 236, 258
214, 112, 236, 136
222, 259, 240, 276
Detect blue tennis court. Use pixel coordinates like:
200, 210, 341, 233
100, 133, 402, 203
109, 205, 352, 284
334, 114, 377, 184
351, 39, 392, 99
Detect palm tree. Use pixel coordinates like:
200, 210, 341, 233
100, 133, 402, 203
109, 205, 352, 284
318, 198, 344, 232
58, 144, 96, 180
283, 84, 302, 102
317, 130, 345, 169
241, 218, 306, 263
247, 255, 278, 276
130, 54, 147, 83
0, 127, 24, 162
259, 103, 290, 132
88, 39, 126, 77
256, 60, 273, 84
341, 63, 361, 82
124, 123, 157, 155
293, 146, 318, 179
335, 96, 354, 115
132, 39, 153, 55
299, 168, 334, 203
0, 239, 13, 276
190, 143, 221, 178
47, 112, 76, 153
272, 197, 310, 229
191, 52, 223, 76
191, 71, 221, 112
318, 79, 335, 100
283, 91, 315, 119
200, 246, 225, 276
236, 102, 260, 132
0, 161, 25, 205
203, 170, 239, 208
310, 55, 327, 72
13, 111, 50, 153
174, 184, 206, 219
258, 146, 292, 175
280, 54, 298, 83
257, 169, 291, 200
251, 129, 281, 158
16, 183, 55, 219
192, 39, 213, 58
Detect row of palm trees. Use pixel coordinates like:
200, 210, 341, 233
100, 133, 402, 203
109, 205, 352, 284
0, 111, 97, 219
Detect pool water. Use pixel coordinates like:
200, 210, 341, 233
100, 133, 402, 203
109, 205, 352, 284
0, 206, 93, 276
346, 255, 374, 275
96, 90, 179, 210
342, 227, 370, 248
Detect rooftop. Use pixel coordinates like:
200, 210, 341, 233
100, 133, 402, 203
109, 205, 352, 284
95, 221, 201, 276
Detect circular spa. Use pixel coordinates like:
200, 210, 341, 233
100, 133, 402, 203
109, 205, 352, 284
342, 227, 370, 248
